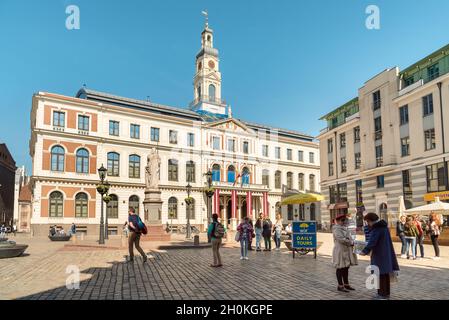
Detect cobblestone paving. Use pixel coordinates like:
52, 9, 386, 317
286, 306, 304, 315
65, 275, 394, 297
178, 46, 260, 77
1, 233, 448, 300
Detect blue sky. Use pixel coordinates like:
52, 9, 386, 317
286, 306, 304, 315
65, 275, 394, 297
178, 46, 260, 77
1, 0, 449, 172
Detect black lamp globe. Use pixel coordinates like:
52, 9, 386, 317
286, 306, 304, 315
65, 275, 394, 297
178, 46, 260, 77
98, 164, 107, 181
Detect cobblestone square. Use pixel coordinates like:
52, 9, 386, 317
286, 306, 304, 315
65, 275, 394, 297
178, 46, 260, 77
1, 233, 448, 300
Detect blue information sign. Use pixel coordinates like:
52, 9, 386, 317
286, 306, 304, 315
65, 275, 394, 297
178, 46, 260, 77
292, 221, 317, 249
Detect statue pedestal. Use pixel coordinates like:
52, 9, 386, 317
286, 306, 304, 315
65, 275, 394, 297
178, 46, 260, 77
142, 189, 170, 241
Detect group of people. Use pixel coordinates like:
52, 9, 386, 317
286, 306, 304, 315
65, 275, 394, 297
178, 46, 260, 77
396, 213, 441, 260
49, 223, 76, 237
0, 224, 16, 236
332, 212, 399, 300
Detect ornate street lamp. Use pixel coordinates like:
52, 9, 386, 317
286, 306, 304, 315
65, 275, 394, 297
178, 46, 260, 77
103, 180, 111, 239
204, 170, 214, 243
185, 183, 193, 239
96, 164, 108, 244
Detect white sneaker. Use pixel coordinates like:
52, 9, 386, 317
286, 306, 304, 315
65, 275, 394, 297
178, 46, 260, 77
433, 256, 441, 260
240, 256, 244, 260
400, 254, 407, 259
244, 256, 249, 260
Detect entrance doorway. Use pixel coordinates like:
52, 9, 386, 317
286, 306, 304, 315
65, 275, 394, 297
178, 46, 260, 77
226, 200, 232, 225
241, 200, 247, 219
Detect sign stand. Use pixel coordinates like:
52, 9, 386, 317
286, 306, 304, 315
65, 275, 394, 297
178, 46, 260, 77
291, 221, 317, 259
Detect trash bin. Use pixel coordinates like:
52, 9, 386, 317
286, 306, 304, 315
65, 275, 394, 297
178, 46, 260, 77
194, 235, 200, 246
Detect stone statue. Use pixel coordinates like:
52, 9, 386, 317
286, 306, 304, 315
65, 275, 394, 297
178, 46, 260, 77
145, 148, 161, 190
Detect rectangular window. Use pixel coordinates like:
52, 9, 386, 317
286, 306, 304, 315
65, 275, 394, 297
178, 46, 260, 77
213, 137, 220, 150
287, 149, 292, 160
399, 105, 409, 125
404, 76, 414, 87
109, 121, 119, 136
243, 141, 249, 154
423, 94, 434, 116
355, 180, 363, 204
424, 128, 436, 150
340, 133, 346, 148
309, 152, 315, 163
228, 139, 236, 152
338, 183, 347, 202
341, 157, 347, 173
354, 126, 360, 143
187, 133, 195, 147
298, 150, 304, 162
329, 185, 337, 204
402, 170, 413, 200
375, 145, 383, 167
328, 162, 334, 176
376, 175, 385, 188
53, 111, 65, 127
401, 137, 410, 157
275, 147, 281, 159
426, 162, 448, 192
130, 124, 140, 139
373, 90, 381, 110
374, 117, 382, 132
354, 152, 361, 169
169, 130, 178, 144
150, 127, 160, 142
78, 115, 89, 131
427, 63, 439, 81
262, 144, 268, 157
327, 138, 333, 153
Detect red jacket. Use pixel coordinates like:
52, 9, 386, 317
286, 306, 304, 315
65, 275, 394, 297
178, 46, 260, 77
414, 220, 423, 237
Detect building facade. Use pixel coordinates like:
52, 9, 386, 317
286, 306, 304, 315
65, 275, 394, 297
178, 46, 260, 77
29, 22, 321, 236
0, 143, 17, 226
318, 44, 449, 229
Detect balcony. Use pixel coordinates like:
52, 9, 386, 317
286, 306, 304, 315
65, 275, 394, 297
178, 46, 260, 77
189, 95, 227, 108
210, 180, 269, 191
78, 130, 89, 136
399, 79, 424, 96
53, 126, 65, 132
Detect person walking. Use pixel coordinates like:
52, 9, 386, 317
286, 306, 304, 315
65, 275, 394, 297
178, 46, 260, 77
262, 216, 272, 251
123, 222, 129, 238
254, 213, 264, 252
237, 217, 253, 260
247, 219, 255, 251
360, 213, 400, 300
429, 212, 441, 260
403, 216, 419, 260
127, 207, 147, 263
207, 213, 225, 267
396, 215, 406, 258
273, 214, 283, 251
332, 214, 357, 293
413, 215, 424, 259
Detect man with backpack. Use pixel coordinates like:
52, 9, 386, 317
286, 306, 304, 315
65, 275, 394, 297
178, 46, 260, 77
207, 213, 225, 267
128, 207, 147, 263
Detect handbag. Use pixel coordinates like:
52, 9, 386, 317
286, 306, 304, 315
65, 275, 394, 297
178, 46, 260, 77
137, 216, 148, 235
234, 231, 241, 242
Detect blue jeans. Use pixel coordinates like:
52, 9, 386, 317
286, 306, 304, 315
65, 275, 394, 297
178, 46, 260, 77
399, 234, 406, 255
415, 235, 424, 258
405, 236, 416, 258
274, 230, 281, 249
255, 228, 262, 250
240, 238, 248, 257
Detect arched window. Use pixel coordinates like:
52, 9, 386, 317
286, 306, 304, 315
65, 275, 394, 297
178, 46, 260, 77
262, 169, 270, 187
287, 172, 293, 190
129, 155, 140, 178
186, 198, 195, 220
107, 152, 120, 176
197, 85, 201, 98
212, 164, 220, 182
242, 167, 250, 185
209, 84, 216, 101
168, 197, 178, 219
129, 195, 139, 214
75, 192, 88, 218
275, 171, 282, 189
309, 174, 316, 192
168, 159, 178, 181
51, 146, 65, 172
227, 165, 236, 183
106, 194, 118, 219
186, 161, 195, 183
49, 191, 64, 217
298, 173, 304, 190
76, 148, 89, 174
310, 203, 316, 221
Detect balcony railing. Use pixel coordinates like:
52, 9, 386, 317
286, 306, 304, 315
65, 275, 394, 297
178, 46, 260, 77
189, 95, 227, 108
376, 157, 383, 167
211, 180, 269, 190
53, 126, 65, 132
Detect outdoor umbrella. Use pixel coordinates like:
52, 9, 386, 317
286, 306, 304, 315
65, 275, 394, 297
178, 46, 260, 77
280, 193, 324, 205
404, 197, 449, 214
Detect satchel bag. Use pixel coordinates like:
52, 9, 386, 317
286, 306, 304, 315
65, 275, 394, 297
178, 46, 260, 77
137, 216, 148, 235
234, 231, 241, 242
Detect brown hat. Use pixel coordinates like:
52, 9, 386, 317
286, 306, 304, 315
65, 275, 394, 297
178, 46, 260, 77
335, 214, 347, 221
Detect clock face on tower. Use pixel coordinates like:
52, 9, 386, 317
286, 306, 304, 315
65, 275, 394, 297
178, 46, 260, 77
208, 60, 215, 69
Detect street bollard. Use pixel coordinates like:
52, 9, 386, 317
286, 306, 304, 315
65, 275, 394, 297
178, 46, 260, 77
194, 235, 200, 246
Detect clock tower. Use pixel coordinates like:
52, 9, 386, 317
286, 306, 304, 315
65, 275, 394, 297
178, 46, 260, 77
190, 15, 227, 116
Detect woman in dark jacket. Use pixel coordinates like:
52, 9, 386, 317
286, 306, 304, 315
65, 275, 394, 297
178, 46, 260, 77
396, 215, 406, 258
262, 217, 272, 251
360, 213, 399, 300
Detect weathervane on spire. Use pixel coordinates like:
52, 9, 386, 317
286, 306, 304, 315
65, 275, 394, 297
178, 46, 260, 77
201, 9, 209, 28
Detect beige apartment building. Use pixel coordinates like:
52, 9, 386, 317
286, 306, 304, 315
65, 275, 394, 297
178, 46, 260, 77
29, 22, 321, 236
318, 44, 449, 229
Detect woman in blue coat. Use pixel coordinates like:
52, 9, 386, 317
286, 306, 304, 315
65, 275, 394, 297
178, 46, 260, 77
360, 212, 399, 300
